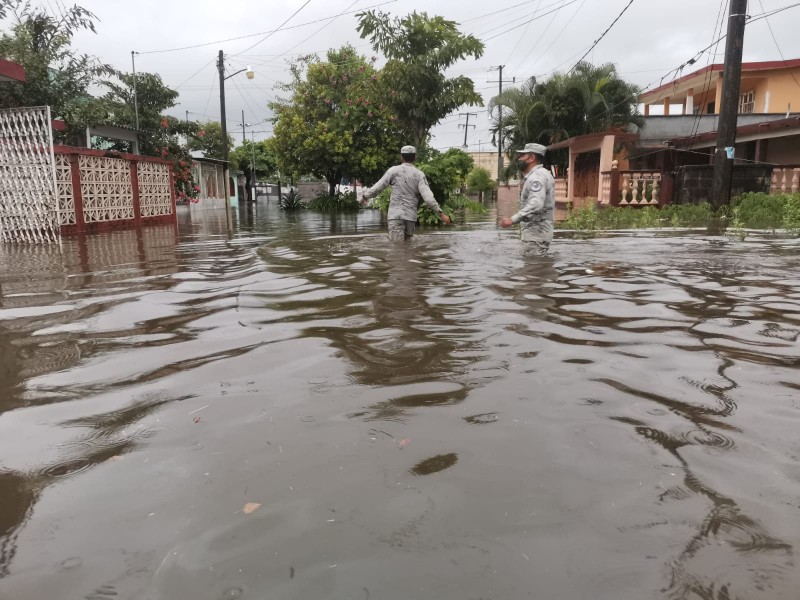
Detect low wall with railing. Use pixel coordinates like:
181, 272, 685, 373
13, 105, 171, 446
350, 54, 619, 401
53, 146, 177, 235
771, 166, 800, 194
599, 166, 673, 207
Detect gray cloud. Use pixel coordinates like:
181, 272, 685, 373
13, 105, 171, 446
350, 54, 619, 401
68, 0, 800, 150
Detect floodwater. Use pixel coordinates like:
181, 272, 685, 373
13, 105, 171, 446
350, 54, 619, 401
1, 200, 799, 600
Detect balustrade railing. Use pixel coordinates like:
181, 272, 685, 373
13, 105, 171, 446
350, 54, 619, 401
770, 166, 800, 194
619, 171, 662, 206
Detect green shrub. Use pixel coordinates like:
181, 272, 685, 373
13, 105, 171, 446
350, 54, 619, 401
279, 189, 304, 211
307, 191, 361, 212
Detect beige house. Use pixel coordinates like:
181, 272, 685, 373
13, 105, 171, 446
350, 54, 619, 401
467, 151, 509, 181
640, 58, 800, 116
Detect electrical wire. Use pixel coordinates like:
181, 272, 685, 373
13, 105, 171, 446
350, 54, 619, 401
504, 0, 545, 63
137, 0, 396, 55
481, 0, 580, 41
686, 0, 728, 151
757, 0, 800, 90
568, 0, 636, 73
234, 1, 313, 56
516, 0, 585, 74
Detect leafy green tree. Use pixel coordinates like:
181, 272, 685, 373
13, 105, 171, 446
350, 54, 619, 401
99, 71, 179, 154
230, 138, 278, 200
271, 45, 403, 196
490, 62, 643, 177
0, 0, 114, 143
466, 167, 496, 201
187, 121, 234, 162
356, 10, 484, 149
419, 148, 474, 202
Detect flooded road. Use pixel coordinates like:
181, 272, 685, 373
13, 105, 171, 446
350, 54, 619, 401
1, 200, 799, 599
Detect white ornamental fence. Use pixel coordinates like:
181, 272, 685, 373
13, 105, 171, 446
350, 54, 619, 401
0, 106, 60, 243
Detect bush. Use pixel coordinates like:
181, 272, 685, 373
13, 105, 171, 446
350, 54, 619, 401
279, 189, 304, 211
307, 191, 361, 212
732, 192, 790, 230
558, 195, 800, 233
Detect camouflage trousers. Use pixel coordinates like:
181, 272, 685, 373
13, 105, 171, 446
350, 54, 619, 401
520, 223, 552, 256
388, 219, 416, 241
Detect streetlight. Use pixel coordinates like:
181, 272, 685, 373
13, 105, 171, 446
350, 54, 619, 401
217, 50, 254, 216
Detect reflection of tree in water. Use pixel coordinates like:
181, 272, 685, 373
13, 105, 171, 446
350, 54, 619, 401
261, 239, 484, 421
0, 392, 190, 577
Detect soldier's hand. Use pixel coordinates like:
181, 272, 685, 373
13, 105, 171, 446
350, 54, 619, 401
439, 212, 451, 225
499, 217, 514, 228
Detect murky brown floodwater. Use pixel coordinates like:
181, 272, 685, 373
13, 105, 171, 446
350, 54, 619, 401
1, 200, 799, 600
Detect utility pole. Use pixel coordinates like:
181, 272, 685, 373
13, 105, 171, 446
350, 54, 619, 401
185, 110, 189, 122
241, 110, 248, 144
131, 51, 140, 131
251, 131, 257, 202
458, 112, 477, 148
711, 0, 747, 219
217, 50, 231, 229
489, 66, 514, 182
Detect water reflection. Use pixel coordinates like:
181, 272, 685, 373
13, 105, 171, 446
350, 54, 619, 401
0, 204, 799, 599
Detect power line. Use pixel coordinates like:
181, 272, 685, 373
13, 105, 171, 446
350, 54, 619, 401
568, 0, 637, 73
137, 0, 396, 55
473, 0, 566, 38
233, 1, 314, 56
258, 0, 361, 66
686, 0, 727, 151
515, 0, 584, 74
504, 0, 545, 63
757, 0, 800, 90
481, 0, 580, 41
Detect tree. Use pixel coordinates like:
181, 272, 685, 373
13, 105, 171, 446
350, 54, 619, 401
467, 167, 496, 201
418, 148, 473, 204
356, 10, 484, 149
271, 45, 403, 196
100, 71, 179, 155
490, 62, 644, 176
0, 0, 115, 143
186, 121, 234, 162
230, 138, 278, 201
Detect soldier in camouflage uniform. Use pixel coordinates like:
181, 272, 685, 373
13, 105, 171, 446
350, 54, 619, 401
362, 145, 451, 241
500, 142, 555, 256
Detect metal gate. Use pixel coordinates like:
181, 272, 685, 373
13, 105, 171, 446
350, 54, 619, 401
0, 106, 60, 243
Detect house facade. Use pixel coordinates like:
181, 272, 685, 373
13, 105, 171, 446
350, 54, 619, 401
640, 59, 800, 116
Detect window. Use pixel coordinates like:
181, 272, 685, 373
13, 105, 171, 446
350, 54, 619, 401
738, 90, 755, 114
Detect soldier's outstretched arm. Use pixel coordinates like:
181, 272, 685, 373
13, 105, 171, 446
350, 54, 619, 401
362, 169, 393, 200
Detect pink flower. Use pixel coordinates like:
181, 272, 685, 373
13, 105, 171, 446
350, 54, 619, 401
194, 184, 200, 191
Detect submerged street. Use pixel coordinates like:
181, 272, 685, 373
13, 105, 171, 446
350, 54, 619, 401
1, 202, 799, 599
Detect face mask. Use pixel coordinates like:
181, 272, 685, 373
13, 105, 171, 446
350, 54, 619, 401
516, 159, 529, 171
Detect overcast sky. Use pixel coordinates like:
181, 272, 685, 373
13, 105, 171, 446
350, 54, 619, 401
59, 0, 800, 151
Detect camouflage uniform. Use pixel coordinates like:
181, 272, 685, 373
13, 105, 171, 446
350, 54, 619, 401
511, 164, 556, 256
363, 163, 443, 241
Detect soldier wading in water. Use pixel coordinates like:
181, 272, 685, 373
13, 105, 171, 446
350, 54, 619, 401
361, 145, 451, 241
499, 142, 556, 256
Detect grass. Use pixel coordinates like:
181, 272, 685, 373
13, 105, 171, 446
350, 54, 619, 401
558, 192, 800, 234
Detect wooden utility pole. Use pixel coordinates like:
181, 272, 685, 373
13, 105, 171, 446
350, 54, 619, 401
711, 0, 747, 215
458, 112, 477, 148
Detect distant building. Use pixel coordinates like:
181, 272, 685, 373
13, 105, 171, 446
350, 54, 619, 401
467, 151, 509, 181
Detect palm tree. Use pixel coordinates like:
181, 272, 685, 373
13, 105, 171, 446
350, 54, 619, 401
489, 62, 643, 179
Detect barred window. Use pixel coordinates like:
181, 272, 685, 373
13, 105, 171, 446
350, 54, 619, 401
738, 90, 755, 113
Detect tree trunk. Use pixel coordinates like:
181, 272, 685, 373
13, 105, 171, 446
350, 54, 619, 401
326, 171, 341, 197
